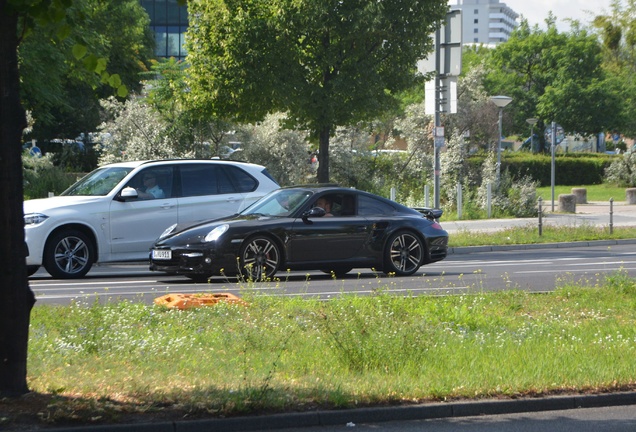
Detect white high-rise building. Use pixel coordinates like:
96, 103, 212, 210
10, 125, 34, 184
450, 0, 519, 45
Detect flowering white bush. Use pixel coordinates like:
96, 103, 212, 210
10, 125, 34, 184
605, 153, 636, 187
476, 153, 538, 217
96, 96, 182, 164
235, 112, 312, 186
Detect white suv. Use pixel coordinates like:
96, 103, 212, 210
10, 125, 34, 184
24, 159, 279, 278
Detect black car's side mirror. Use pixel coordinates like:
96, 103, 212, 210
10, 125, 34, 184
301, 207, 326, 222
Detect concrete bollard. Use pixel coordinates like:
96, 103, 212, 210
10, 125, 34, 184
558, 194, 577, 213
626, 188, 636, 205
571, 188, 587, 204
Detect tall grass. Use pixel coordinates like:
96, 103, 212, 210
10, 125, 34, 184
24, 272, 636, 425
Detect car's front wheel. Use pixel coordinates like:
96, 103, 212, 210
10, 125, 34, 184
383, 231, 424, 276
43, 229, 94, 279
239, 236, 281, 281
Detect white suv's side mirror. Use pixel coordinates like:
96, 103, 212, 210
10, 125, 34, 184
119, 186, 139, 200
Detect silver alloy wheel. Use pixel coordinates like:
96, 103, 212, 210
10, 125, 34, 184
240, 236, 281, 281
384, 231, 423, 276
44, 230, 94, 279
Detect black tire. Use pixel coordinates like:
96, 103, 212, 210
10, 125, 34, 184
320, 267, 353, 277
383, 231, 424, 276
239, 236, 281, 281
43, 229, 94, 279
27, 265, 40, 276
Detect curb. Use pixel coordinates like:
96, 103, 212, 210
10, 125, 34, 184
448, 238, 636, 255
43, 391, 636, 432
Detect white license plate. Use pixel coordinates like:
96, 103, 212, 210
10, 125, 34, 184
152, 249, 172, 260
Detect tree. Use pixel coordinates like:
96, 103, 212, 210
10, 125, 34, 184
0, 0, 129, 397
144, 59, 235, 158
18, 0, 153, 141
0, 0, 33, 396
184, 0, 449, 182
484, 19, 620, 148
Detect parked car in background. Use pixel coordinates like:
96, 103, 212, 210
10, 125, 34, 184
150, 186, 448, 282
24, 159, 279, 278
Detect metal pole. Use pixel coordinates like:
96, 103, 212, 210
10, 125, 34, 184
551, 121, 556, 212
457, 183, 462, 219
487, 183, 492, 218
538, 197, 543, 236
497, 107, 503, 185
433, 27, 441, 209
610, 197, 614, 234
424, 185, 430, 208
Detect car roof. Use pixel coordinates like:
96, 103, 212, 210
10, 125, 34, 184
100, 159, 268, 170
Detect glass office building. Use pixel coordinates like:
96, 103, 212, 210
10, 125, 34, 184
140, 0, 188, 60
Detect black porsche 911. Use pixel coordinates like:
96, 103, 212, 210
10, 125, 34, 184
149, 186, 448, 281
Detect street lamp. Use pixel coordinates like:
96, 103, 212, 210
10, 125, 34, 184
490, 95, 513, 183
526, 118, 538, 152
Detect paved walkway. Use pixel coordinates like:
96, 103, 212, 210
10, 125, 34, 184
443, 200, 636, 234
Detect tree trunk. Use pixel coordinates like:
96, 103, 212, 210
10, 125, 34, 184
316, 126, 331, 183
0, 0, 36, 397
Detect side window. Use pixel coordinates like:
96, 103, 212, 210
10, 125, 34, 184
224, 166, 258, 192
312, 193, 356, 217
358, 195, 395, 216
179, 164, 219, 197
216, 168, 237, 194
127, 167, 173, 199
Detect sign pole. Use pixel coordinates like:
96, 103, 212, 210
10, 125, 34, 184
433, 26, 441, 209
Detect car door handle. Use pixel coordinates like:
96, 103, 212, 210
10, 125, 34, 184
356, 226, 368, 232
160, 203, 175, 209
225, 196, 239, 202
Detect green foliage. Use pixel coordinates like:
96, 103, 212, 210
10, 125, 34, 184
468, 152, 611, 187
235, 113, 313, 186
18, 0, 153, 140
22, 153, 78, 199
605, 153, 636, 187
23, 278, 636, 423
184, 0, 448, 181
483, 20, 620, 137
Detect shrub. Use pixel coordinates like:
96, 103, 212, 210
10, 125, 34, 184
605, 153, 636, 187
23, 153, 78, 199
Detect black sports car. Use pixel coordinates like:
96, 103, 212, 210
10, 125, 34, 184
150, 186, 448, 281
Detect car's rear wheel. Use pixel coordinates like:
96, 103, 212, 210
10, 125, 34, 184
240, 236, 281, 281
43, 229, 94, 279
383, 231, 423, 276
27, 265, 40, 276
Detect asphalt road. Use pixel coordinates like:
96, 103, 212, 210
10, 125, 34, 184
29, 242, 636, 305
252, 404, 636, 432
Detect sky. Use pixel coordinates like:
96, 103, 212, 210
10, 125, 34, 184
500, 0, 615, 31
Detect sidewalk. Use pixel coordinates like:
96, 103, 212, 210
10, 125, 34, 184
443, 200, 636, 234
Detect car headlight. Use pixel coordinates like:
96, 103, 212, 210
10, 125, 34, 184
159, 223, 178, 239
24, 213, 49, 226
204, 224, 229, 242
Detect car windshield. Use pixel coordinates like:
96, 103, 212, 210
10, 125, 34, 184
243, 189, 313, 217
61, 167, 133, 196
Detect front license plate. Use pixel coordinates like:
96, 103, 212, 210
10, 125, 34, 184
152, 249, 172, 260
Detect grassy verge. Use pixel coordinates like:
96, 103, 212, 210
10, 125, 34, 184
449, 225, 636, 247
8, 271, 636, 429
536, 184, 626, 202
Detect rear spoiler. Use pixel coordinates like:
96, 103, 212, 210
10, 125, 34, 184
412, 207, 443, 221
